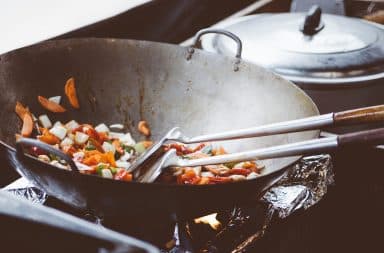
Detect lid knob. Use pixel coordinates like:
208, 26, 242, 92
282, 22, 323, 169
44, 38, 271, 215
301, 5, 324, 35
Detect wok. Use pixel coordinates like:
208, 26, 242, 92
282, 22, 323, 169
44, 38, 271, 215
0, 31, 319, 219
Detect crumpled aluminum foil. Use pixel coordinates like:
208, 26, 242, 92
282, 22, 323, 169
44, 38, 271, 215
2, 177, 47, 204
172, 154, 334, 252
262, 154, 334, 218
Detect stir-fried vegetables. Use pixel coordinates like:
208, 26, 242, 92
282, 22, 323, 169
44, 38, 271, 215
160, 143, 264, 185
30, 118, 150, 182
15, 76, 264, 184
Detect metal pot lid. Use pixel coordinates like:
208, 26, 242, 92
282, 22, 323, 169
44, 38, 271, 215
200, 7, 384, 85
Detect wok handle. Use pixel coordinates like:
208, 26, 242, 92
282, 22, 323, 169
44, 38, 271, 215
176, 128, 384, 167
334, 105, 384, 126
191, 29, 242, 59
16, 138, 79, 172
187, 29, 242, 71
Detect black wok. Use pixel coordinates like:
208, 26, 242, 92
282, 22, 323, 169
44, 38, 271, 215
0, 35, 319, 219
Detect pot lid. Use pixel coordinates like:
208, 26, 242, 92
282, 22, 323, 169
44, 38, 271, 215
200, 6, 384, 84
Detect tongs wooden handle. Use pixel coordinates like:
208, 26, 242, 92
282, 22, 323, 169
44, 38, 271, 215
184, 105, 384, 143
176, 128, 384, 167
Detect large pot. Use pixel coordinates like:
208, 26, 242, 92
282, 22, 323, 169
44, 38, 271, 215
200, 6, 384, 132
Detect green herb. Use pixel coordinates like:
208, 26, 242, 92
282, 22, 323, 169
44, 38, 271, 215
110, 167, 118, 174
96, 164, 107, 176
85, 143, 96, 151
122, 145, 135, 154
49, 153, 59, 161
224, 162, 237, 169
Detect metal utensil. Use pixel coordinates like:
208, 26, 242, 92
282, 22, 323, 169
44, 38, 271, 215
131, 104, 384, 175
138, 127, 384, 183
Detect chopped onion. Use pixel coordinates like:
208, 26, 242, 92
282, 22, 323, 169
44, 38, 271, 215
53, 121, 63, 127
101, 169, 113, 179
109, 124, 124, 130
37, 154, 50, 162
50, 160, 68, 170
201, 171, 214, 178
49, 125, 67, 140
73, 151, 85, 162
65, 120, 79, 131
67, 133, 75, 140
116, 161, 131, 170
246, 172, 259, 180
102, 141, 115, 154
95, 123, 110, 133
229, 175, 247, 181
192, 166, 202, 176
60, 137, 74, 148
48, 96, 61, 104
109, 132, 124, 139
119, 133, 136, 146
119, 152, 132, 161
38, 114, 52, 129
75, 132, 89, 144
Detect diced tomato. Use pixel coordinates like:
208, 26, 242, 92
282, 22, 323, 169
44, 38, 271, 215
191, 143, 206, 153
98, 132, 109, 142
112, 140, 124, 154
114, 169, 133, 181
62, 145, 77, 156
177, 170, 201, 184
208, 176, 232, 184
164, 143, 196, 155
223, 168, 251, 176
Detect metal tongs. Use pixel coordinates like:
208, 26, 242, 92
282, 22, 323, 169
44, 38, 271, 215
133, 105, 384, 182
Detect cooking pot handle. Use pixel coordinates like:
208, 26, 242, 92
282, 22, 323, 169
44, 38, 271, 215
187, 29, 243, 71
16, 138, 79, 172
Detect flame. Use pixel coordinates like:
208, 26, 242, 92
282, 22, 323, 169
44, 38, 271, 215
194, 213, 221, 230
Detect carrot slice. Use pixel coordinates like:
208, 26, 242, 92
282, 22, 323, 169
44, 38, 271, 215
21, 114, 33, 137
38, 96, 66, 113
140, 140, 153, 148
15, 101, 30, 120
138, 121, 150, 136
37, 128, 60, 145
64, 77, 80, 109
